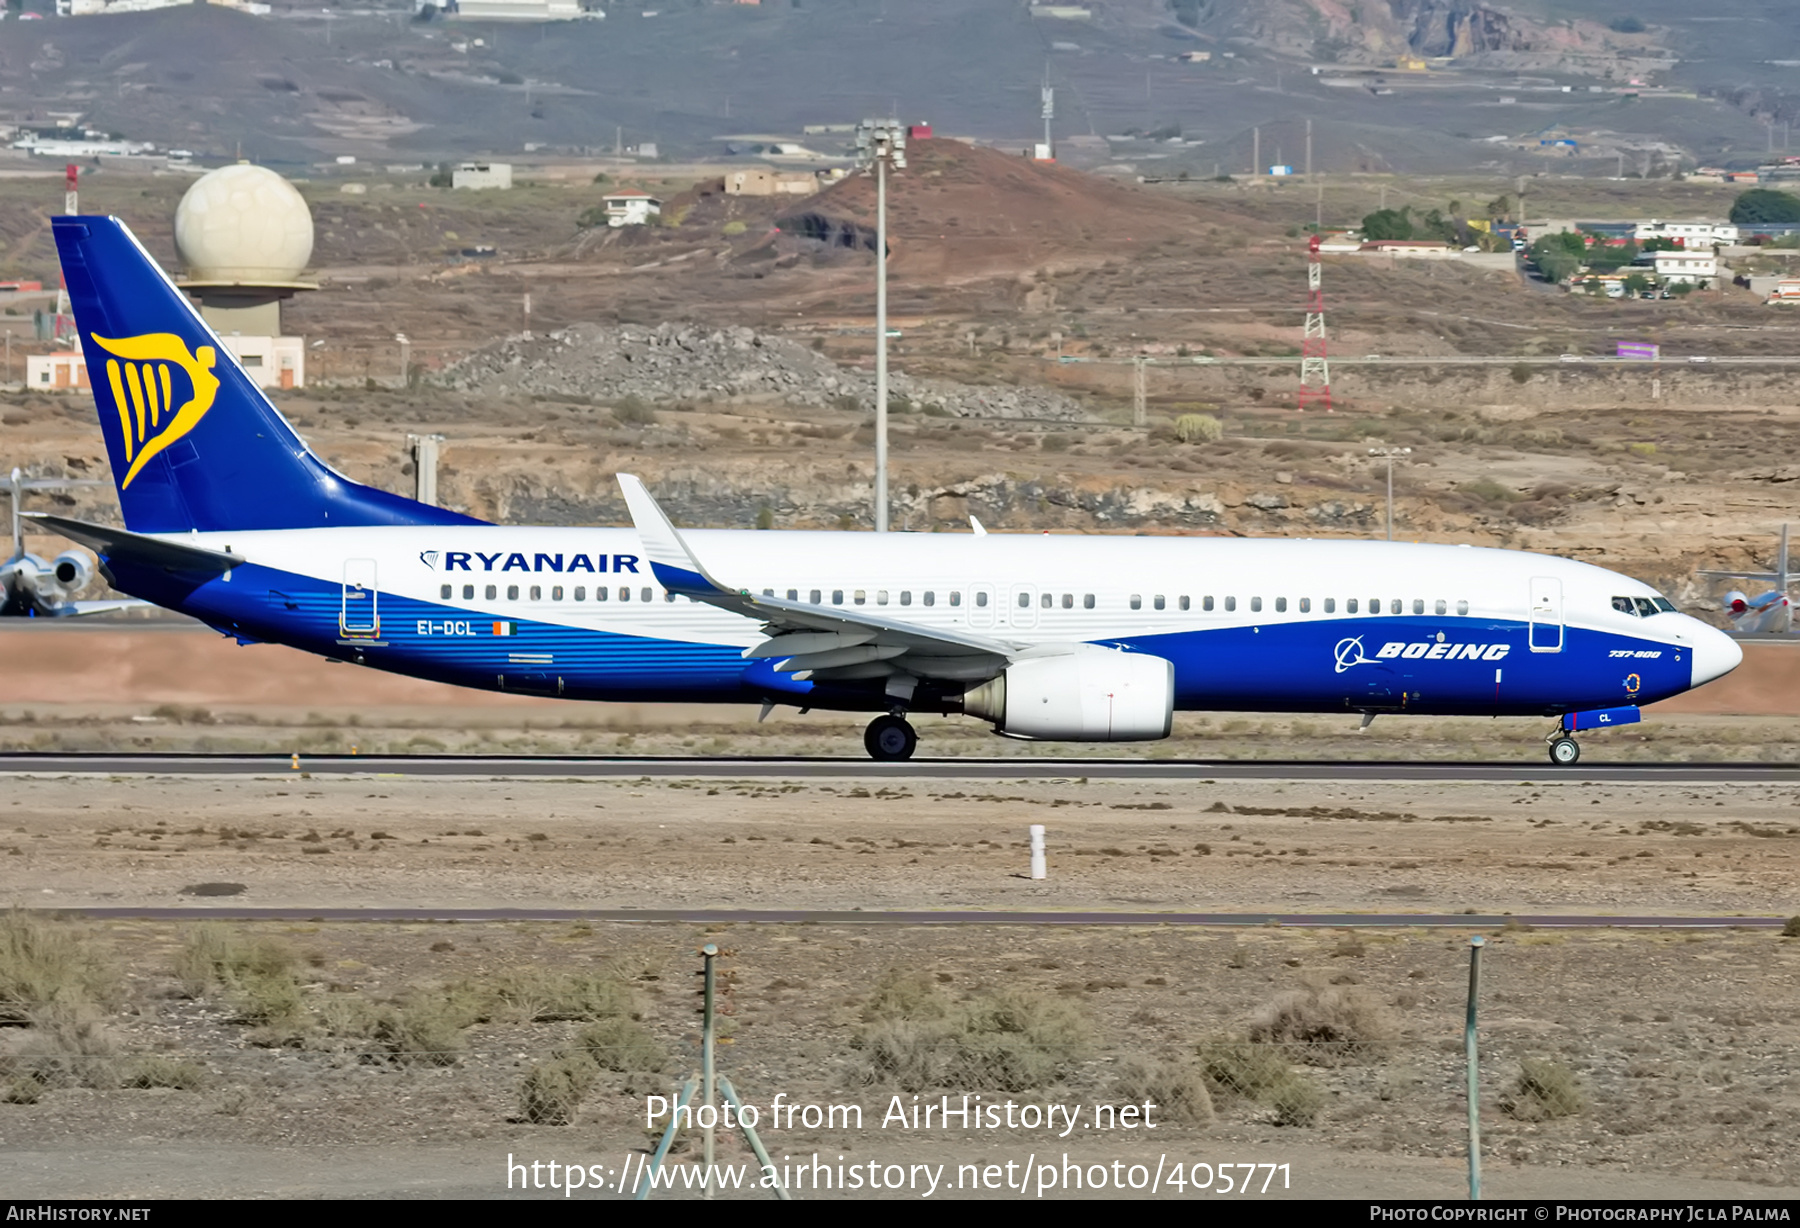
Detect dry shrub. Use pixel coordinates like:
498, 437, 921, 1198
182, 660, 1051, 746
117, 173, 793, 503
852, 974, 1090, 1093
3, 1000, 118, 1092
519, 1052, 600, 1125
379, 997, 469, 1067
1268, 1074, 1325, 1127
1174, 413, 1223, 444
574, 1017, 665, 1073
1110, 1056, 1214, 1126
0, 912, 120, 1023
1198, 1040, 1293, 1101
1781, 916, 1800, 938
491, 969, 635, 1024
1249, 977, 1395, 1064
118, 1056, 209, 1091
1500, 1058, 1584, 1120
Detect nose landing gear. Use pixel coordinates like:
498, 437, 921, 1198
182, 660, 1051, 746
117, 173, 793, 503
864, 713, 917, 761
1547, 734, 1581, 766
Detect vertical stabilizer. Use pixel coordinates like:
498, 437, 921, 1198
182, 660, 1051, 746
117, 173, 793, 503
52, 215, 483, 533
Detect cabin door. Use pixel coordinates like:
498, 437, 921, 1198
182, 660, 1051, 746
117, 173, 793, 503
1528, 577, 1563, 653
341, 558, 380, 638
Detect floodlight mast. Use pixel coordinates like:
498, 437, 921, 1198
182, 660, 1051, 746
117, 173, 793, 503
856, 119, 906, 532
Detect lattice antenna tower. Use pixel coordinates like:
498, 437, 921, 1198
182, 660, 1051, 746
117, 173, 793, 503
1297, 233, 1332, 412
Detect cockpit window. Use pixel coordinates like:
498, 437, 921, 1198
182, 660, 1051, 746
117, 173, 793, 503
1633, 597, 1659, 618
1653, 597, 1676, 613
1612, 596, 1637, 616
1616, 594, 1677, 617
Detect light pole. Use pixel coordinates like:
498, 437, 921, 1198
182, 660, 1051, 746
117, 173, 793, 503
856, 118, 907, 532
1368, 446, 1411, 542
395, 332, 410, 390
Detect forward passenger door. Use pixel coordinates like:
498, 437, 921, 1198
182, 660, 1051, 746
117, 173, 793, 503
1528, 577, 1563, 653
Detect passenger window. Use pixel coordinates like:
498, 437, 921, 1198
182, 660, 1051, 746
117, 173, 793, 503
1225, 596, 1237, 612
1179, 596, 1190, 611
1391, 599, 1403, 615
951, 592, 963, 607
1346, 598, 1358, 613
900, 591, 912, 606
877, 590, 888, 606
527, 586, 540, 602
787, 589, 798, 601
855, 590, 867, 606
574, 587, 586, 601
552, 586, 563, 601
642, 587, 653, 602
485, 585, 497, 600
1275, 597, 1287, 613
810, 589, 822, 604
832, 590, 844, 605
924, 591, 935, 607
1323, 597, 1334, 613
1456, 600, 1469, 615
763, 588, 774, 597
463, 584, 475, 600
1434, 599, 1446, 615
619, 587, 630, 602
1299, 597, 1310, 613
1411, 599, 1423, 615
1153, 595, 1165, 610
1130, 594, 1142, 610
506, 585, 519, 601
1084, 594, 1095, 609
1040, 592, 1052, 609
1061, 593, 1073, 609
665, 591, 676, 603
1203, 596, 1214, 612
596, 586, 608, 602
1250, 597, 1263, 613
440, 584, 451, 599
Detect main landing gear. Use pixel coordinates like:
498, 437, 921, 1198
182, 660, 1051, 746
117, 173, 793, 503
864, 713, 917, 762
1547, 734, 1580, 766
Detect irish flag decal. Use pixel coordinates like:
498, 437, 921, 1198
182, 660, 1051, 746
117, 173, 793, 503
492, 621, 517, 636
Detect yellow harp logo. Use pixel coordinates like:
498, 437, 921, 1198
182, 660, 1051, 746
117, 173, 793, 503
91, 333, 221, 490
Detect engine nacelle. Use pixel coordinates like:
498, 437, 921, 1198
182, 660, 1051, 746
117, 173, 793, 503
50, 550, 94, 596
962, 646, 1173, 741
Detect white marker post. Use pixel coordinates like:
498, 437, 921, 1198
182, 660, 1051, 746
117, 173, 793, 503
1029, 825, 1047, 880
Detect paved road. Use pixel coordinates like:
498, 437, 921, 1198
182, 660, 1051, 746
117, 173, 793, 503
2, 751, 1796, 783
32, 906, 1787, 929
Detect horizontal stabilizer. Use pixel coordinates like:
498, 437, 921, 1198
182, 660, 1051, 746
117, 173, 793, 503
24, 513, 242, 574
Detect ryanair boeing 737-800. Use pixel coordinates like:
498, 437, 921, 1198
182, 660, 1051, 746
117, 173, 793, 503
35, 216, 1743, 763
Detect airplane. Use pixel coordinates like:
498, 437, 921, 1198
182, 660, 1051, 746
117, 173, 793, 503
1698, 524, 1793, 636
34, 214, 1745, 765
1, 466, 147, 618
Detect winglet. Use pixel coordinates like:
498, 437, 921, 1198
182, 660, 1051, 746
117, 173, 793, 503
617, 474, 728, 598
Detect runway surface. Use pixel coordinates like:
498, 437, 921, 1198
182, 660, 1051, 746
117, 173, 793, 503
32, 906, 1785, 928
4, 752, 1798, 783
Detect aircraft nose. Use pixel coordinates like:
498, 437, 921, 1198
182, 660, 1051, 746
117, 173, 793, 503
1690, 625, 1743, 690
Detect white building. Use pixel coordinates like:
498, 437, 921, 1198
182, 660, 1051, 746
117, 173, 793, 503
452, 162, 513, 190
1641, 248, 1719, 285
602, 190, 662, 226
444, 0, 585, 19
724, 167, 818, 197
1634, 219, 1739, 248
29, 339, 304, 392
26, 352, 89, 391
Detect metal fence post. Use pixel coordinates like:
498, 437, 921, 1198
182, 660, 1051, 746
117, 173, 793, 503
1029, 824, 1046, 880
1466, 934, 1485, 1201
701, 942, 718, 1198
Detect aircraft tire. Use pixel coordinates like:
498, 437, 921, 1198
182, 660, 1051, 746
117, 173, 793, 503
864, 715, 917, 762
1548, 737, 1580, 766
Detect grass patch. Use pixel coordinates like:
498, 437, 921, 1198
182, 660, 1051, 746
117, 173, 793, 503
1248, 977, 1396, 1063
1197, 1038, 1326, 1126
1500, 1058, 1585, 1120
850, 970, 1090, 1093
1110, 1056, 1214, 1125
573, 1017, 666, 1073
519, 1052, 600, 1125
0, 912, 120, 1023
490, 968, 637, 1024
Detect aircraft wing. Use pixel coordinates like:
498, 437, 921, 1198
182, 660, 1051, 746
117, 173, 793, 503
56, 599, 153, 617
22, 513, 243, 574
618, 475, 1013, 684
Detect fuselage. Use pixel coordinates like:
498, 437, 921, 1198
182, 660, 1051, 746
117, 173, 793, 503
109, 525, 1741, 718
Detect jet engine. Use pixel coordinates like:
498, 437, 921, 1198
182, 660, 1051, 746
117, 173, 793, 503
961, 645, 1173, 741
48, 550, 94, 598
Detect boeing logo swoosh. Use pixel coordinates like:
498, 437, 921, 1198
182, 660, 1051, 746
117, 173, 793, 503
1334, 636, 1374, 674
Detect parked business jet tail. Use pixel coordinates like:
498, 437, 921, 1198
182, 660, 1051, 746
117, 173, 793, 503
50, 215, 482, 535
1698, 524, 1794, 635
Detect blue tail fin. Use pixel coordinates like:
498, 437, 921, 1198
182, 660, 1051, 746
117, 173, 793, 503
52, 215, 483, 533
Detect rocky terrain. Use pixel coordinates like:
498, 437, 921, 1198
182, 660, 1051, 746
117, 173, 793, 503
442, 323, 1089, 422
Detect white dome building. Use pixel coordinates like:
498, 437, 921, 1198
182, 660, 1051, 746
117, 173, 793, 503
173, 164, 316, 390
175, 163, 315, 285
